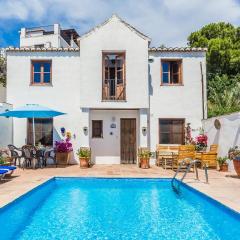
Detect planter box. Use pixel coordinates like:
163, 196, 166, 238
56, 152, 71, 165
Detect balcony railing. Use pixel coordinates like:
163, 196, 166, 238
102, 79, 126, 101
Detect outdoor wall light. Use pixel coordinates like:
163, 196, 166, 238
83, 126, 88, 135
142, 127, 147, 135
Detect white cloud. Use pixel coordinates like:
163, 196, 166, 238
0, 0, 240, 46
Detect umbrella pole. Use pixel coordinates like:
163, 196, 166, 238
33, 117, 35, 146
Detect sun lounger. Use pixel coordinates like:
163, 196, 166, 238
0, 166, 17, 175
0, 169, 9, 179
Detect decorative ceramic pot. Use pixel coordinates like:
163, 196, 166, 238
79, 157, 89, 168
56, 152, 70, 165
233, 158, 240, 176
140, 158, 150, 169
219, 163, 228, 172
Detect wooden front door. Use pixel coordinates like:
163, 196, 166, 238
120, 118, 136, 164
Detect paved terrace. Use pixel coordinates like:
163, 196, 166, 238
0, 165, 240, 213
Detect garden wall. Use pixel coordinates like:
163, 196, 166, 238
0, 103, 13, 147
202, 112, 240, 172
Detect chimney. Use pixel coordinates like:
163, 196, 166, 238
54, 24, 60, 35
20, 28, 26, 38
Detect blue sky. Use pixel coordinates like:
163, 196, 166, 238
0, 0, 240, 48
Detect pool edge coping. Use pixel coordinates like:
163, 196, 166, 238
1, 176, 240, 219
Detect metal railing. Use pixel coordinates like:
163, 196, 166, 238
171, 159, 208, 192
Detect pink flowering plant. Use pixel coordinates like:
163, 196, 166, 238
55, 138, 73, 153
195, 134, 208, 151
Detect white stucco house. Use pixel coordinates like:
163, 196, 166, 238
4, 15, 207, 164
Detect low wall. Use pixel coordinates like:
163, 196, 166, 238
202, 112, 240, 172
0, 103, 13, 147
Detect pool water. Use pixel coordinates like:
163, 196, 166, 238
0, 178, 240, 240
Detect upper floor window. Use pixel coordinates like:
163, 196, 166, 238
102, 52, 126, 101
31, 60, 52, 85
161, 59, 182, 85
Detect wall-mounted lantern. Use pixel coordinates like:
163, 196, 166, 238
83, 126, 88, 135
142, 126, 147, 135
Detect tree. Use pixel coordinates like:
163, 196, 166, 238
0, 56, 6, 87
188, 22, 240, 117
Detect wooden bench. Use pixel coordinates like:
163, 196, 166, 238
156, 145, 179, 169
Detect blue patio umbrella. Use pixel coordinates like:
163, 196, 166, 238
0, 104, 65, 145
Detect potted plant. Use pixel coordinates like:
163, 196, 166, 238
55, 138, 73, 165
138, 149, 152, 169
217, 156, 228, 172
195, 133, 208, 151
228, 146, 240, 176
76, 148, 91, 168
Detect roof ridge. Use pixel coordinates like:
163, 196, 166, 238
79, 14, 151, 42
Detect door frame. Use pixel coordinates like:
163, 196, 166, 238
120, 118, 137, 164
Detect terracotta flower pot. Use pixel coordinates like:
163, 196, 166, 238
56, 152, 70, 165
219, 163, 228, 172
233, 159, 240, 176
79, 157, 89, 169
140, 158, 150, 169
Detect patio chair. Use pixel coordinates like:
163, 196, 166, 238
197, 144, 218, 168
172, 145, 195, 169
8, 144, 22, 166
156, 145, 179, 169
21, 145, 36, 169
44, 149, 57, 167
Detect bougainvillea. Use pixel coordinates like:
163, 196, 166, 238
55, 138, 73, 153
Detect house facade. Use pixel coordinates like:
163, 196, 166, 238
5, 15, 207, 164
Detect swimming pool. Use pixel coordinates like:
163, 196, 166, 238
0, 178, 240, 240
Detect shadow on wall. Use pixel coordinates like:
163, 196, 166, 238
53, 127, 62, 145
213, 129, 220, 145
233, 126, 240, 147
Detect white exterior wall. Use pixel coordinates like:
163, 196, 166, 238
203, 112, 240, 172
5, 15, 207, 165
0, 85, 6, 102
6, 51, 81, 163
20, 34, 60, 48
90, 109, 139, 164
0, 103, 13, 147
149, 51, 207, 151
79, 16, 149, 109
